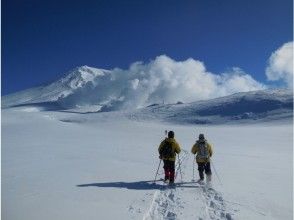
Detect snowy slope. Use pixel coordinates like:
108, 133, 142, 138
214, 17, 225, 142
50, 89, 292, 125
128, 89, 293, 124
2, 66, 110, 108
3, 82, 293, 124
2, 108, 293, 220
2, 63, 293, 220
2, 63, 292, 124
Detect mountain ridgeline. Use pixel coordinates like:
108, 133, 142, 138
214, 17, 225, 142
2, 66, 293, 124
128, 89, 293, 124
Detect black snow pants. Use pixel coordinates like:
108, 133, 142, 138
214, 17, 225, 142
197, 162, 212, 180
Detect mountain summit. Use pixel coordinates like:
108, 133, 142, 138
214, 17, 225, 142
2, 66, 111, 108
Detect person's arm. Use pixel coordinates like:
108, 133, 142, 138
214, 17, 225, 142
175, 142, 181, 154
208, 143, 213, 157
158, 140, 164, 154
191, 144, 198, 154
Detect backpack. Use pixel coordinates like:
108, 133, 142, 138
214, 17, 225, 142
196, 140, 209, 160
160, 140, 174, 158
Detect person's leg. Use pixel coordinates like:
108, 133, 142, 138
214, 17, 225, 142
169, 160, 175, 183
163, 160, 170, 181
197, 162, 205, 180
204, 162, 212, 181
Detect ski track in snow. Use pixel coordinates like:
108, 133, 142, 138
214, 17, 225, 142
142, 151, 188, 220
137, 150, 234, 220
201, 186, 232, 220
3, 108, 292, 220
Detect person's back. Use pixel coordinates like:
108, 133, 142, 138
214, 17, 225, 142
159, 137, 181, 161
158, 131, 181, 183
191, 134, 213, 182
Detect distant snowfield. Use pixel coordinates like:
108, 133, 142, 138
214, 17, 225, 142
2, 108, 293, 220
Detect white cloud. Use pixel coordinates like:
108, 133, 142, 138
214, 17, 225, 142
216, 67, 267, 96
60, 55, 266, 110
266, 42, 293, 88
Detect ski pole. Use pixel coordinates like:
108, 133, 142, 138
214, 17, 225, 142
153, 159, 162, 184
177, 154, 183, 182
211, 160, 222, 185
192, 155, 195, 181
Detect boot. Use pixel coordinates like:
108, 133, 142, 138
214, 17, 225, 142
164, 170, 170, 182
164, 176, 169, 183
169, 171, 175, 184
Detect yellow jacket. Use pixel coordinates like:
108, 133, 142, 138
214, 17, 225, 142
191, 140, 213, 163
158, 138, 181, 161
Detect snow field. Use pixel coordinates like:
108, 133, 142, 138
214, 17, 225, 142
2, 108, 293, 220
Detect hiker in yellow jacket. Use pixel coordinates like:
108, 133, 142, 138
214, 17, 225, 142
158, 131, 181, 183
191, 134, 213, 182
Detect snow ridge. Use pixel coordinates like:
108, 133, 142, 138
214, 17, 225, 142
128, 89, 293, 124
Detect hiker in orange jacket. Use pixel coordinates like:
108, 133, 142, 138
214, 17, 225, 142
158, 131, 181, 183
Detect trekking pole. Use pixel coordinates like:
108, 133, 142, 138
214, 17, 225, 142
153, 159, 162, 184
192, 155, 195, 182
177, 154, 183, 182
211, 160, 222, 185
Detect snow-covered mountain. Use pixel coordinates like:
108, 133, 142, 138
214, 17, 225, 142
2, 67, 293, 220
1, 63, 268, 111
128, 89, 293, 124
2, 65, 293, 124
2, 66, 111, 108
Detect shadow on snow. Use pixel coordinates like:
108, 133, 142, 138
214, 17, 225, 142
77, 180, 200, 190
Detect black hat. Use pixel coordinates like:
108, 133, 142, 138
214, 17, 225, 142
199, 134, 205, 140
168, 131, 174, 138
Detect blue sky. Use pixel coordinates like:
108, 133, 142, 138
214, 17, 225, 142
2, 0, 293, 95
